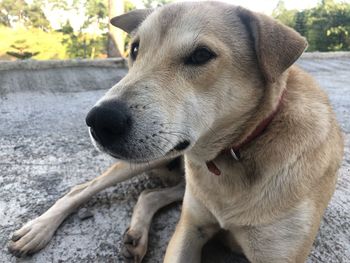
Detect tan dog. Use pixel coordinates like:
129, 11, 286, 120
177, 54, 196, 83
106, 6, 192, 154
9, 2, 344, 263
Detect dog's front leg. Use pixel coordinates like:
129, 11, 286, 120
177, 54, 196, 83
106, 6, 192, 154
8, 160, 166, 257
164, 191, 219, 263
122, 181, 185, 263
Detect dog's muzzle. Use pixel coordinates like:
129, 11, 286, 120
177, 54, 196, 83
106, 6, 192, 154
85, 100, 132, 149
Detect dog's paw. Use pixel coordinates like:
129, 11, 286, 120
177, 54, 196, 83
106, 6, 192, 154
8, 217, 58, 257
121, 227, 148, 263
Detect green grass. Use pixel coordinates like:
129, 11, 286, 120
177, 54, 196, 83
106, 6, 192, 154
0, 26, 67, 60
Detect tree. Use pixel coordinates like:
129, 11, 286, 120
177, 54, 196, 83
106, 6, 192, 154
6, 39, 40, 59
51, 0, 110, 58
50, 0, 120, 58
23, 1, 51, 31
143, 0, 172, 8
84, 0, 109, 58
108, 0, 123, 57
272, 0, 297, 28
58, 20, 107, 59
273, 0, 350, 51
294, 11, 308, 37
306, 0, 350, 51
0, 0, 27, 27
0, 0, 50, 30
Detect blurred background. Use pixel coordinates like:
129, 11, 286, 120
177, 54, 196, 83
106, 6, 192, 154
1, 0, 350, 61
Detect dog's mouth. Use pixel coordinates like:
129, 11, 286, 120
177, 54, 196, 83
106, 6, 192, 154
171, 140, 191, 151
89, 128, 191, 163
90, 128, 99, 142
109, 140, 190, 162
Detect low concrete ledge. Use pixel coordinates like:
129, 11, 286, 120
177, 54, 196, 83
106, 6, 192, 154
302, 51, 350, 59
0, 58, 127, 71
0, 58, 128, 94
0, 52, 349, 95
0, 51, 349, 70
1, 51, 349, 69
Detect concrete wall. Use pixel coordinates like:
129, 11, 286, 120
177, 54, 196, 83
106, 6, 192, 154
1, 52, 350, 95
0, 58, 128, 95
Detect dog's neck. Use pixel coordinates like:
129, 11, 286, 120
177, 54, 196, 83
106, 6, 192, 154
206, 88, 286, 176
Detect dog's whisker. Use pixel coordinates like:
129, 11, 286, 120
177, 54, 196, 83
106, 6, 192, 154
140, 101, 159, 109
160, 131, 188, 137
157, 134, 175, 146
150, 142, 167, 156
158, 122, 192, 128
158, 132, 184, 141
201, 120, 217, 138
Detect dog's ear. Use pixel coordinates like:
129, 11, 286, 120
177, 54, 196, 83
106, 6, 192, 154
237, 7, 307, 83
110, 9, 153, 33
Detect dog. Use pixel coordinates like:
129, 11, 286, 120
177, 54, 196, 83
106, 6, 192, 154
9, 2, 344, 262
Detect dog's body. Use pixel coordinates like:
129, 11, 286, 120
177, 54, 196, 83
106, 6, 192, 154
9, 2, 343, 263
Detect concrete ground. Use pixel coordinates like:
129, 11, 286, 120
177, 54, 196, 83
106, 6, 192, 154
0, 56, 349, 263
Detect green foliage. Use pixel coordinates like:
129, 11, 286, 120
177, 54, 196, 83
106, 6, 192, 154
272, 0, 297, 28
0, 0, 110, 60
0, 0, 50, 30
55, 0, 109, 59
143, 0, 172, 8
125, 0, 136, 12
59, 21, 107, 59
6, 39, 40, 60
294, 11, 308, 37
4, 0, 348, 60
45, 0, 80, 11
273, 0, 350, 51
23, 1, 51, 31
0, 0, 27, 27
62, 32, 107, 59
83, 0, 108, 30
86, 0, 107, 20
0, 26, 66, 60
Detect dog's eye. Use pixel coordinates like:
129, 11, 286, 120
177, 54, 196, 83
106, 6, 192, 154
185, 47, 216, 65
130, 42, 139, 60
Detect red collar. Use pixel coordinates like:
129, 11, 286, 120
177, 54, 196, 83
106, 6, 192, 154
206, 90, 286, 176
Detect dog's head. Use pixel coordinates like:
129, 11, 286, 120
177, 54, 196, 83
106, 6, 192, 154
86, 2, 307, 163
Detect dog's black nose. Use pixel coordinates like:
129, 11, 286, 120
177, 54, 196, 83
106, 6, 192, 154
86, 100, 132, 146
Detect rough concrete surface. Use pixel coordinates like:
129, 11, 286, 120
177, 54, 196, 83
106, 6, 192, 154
0, 56, 349, 263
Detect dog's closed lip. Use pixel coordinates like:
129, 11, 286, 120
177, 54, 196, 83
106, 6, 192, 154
173, 140, 190, 151
106, 141, 190, 164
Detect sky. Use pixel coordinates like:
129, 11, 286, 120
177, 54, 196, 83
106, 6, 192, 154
131, 0, 349, 14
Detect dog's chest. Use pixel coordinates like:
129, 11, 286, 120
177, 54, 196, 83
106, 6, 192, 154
185, 157, 288, 227
185, 158, 252, 225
